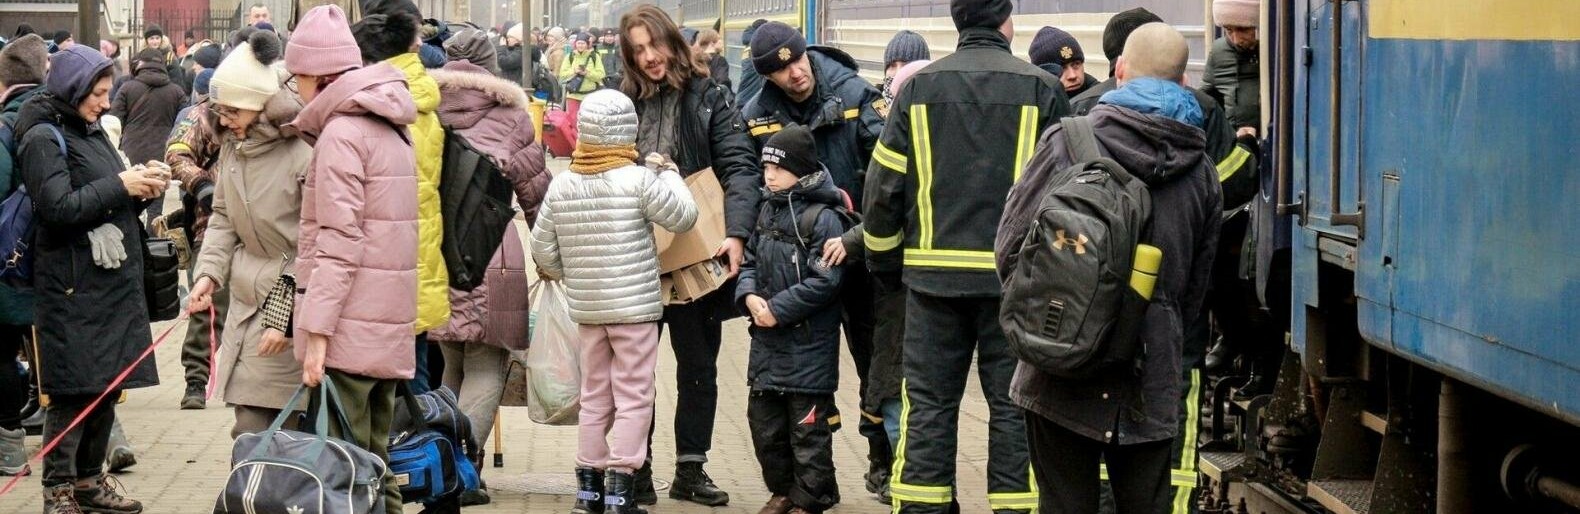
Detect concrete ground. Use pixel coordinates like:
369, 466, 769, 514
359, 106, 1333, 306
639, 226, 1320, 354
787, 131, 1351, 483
0, 158, 1007, 513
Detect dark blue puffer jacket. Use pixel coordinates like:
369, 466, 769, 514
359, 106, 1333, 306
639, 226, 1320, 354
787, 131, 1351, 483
735, 173, 847, 394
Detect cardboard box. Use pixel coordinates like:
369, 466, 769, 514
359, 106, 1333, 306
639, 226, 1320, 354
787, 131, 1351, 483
654, 168, 727, 274
661, 257, 732, 305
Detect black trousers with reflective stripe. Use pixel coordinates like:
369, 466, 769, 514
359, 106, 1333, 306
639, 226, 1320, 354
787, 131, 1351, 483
1029, 412, 1173, 514
892, 291, 1034, 514
1097, 368, 1203, 514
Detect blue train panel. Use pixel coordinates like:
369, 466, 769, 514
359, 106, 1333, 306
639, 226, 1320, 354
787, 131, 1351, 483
1292, 0, 1580, 424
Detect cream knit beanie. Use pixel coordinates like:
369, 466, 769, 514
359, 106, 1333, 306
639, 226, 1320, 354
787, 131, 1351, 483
1213, 0, 1260, 28
211, 31, 282, 111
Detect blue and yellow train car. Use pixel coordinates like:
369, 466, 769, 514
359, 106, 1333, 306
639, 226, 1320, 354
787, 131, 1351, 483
1204, 0, 1580, 512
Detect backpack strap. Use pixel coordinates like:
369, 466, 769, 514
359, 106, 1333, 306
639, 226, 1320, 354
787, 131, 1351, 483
796, 203, 829, 246
1061, 116, 1102, 163
43, 124, 66, 157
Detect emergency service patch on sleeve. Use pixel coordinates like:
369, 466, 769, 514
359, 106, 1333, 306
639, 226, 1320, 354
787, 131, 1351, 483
873, 98, 889, 118
747, 116, 783, 137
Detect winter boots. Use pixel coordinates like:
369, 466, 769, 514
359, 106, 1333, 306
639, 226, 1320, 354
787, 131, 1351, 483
43, 483, 83, 514
179, 383, 205, 410
0, 426, 28, 476
73, 474, 142, 514
669, 461, 729, 506
758, 495, 794, 514
571, 467, 604, 514
604, 470, 647, 514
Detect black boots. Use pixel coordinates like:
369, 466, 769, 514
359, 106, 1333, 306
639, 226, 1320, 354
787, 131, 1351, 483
631, 461, 657, 505
571, 467, 605, 514
179, 383, 205, 410
670, 461, 729, 506
603, 470, 647, 514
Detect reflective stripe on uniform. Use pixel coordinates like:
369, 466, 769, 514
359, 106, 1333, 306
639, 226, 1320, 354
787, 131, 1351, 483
865, 229, 904, 252
903, 248, 996, 270
987, 491, 1039, 511
873, 141, 909, 173
891, 379, 961, 510
1169, 369, 1204, 513
911, 104, 935, 250
750, 123, 784, 137
843, 108, 860, 119
1216, 145, 1251, 183
1013, 105, 1039, 182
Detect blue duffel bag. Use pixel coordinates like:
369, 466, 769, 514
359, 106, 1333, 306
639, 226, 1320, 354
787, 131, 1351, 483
216, 382, 387, 514
388, 385, 480, 506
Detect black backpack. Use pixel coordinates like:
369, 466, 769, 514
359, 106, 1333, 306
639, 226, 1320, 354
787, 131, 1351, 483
1000, 116, 1155, 379
438, 128, 516, 291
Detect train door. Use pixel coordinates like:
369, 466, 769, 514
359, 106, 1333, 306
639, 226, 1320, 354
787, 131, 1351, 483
1299, 0, 1365, 242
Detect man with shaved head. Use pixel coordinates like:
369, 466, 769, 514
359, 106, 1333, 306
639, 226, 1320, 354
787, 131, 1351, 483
995, 22, 1222, 514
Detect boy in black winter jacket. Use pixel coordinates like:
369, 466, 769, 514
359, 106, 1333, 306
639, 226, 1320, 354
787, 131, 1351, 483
735, 125, 847, 513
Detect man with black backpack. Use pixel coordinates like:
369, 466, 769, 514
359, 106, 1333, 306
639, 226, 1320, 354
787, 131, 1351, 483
994, 23, 1221, 514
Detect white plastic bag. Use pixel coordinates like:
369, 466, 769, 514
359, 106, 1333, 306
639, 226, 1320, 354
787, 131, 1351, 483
526, 280, 581, 425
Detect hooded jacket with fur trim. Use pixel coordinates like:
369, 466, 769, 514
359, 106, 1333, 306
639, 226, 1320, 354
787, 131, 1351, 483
425, 61, 550, 348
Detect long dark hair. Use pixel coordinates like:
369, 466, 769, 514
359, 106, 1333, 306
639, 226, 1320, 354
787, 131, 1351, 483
619, 5, 695, 100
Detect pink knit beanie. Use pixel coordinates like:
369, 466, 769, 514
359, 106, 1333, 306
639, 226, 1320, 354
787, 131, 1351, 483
285, 5, 363, 76
1212, 0, 1260, 28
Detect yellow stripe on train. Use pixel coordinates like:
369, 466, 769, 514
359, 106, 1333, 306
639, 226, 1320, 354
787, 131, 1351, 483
1369, 0, 1580, 41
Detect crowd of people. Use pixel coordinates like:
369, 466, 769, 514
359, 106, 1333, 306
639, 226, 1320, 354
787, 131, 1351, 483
0, 0, 1268, 512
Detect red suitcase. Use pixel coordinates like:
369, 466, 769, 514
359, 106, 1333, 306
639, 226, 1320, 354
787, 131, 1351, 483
542, 108, 577, 158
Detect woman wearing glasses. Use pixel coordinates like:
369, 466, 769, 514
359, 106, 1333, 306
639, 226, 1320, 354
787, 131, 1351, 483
184, 31, 313, 438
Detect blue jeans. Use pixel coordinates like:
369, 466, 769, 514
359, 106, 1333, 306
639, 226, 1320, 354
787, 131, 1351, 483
881, 398, 901, 451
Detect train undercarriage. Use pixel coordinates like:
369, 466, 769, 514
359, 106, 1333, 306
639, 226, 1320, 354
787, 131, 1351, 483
1198, 259, 1580, 514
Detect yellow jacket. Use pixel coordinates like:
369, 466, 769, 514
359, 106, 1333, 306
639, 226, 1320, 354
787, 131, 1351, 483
388, 53, 450, 332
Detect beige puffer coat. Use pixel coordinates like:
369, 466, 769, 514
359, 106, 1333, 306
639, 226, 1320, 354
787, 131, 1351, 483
193, 73, 313, 410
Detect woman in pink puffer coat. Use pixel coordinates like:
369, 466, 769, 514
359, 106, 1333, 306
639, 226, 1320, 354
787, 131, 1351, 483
285, 6, 418, 512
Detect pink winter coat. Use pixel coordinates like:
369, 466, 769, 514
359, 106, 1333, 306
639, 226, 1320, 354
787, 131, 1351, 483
425, 61, 550, 350
291, 63, 421, 380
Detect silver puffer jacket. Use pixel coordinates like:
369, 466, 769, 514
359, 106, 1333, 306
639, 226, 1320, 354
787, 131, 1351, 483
530, 164, 698, 324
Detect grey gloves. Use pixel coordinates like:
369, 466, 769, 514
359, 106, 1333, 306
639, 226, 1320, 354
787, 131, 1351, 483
87, 223, 127, 269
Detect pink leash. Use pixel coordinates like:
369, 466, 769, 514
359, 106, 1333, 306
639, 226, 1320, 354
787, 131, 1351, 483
0, 315, 188, 497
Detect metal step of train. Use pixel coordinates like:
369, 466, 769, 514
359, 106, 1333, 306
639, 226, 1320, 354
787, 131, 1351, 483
1307, 479, 1373, 514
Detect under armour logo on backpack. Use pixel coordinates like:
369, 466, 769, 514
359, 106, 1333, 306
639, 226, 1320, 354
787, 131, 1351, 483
1052, 230, 1089, 255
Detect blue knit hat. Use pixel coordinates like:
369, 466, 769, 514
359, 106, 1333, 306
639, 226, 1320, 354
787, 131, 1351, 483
1029, 27, 1083, 67
749, 22, 804, 75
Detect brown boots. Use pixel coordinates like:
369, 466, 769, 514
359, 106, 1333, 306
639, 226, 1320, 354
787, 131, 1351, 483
64, 475, 142, 514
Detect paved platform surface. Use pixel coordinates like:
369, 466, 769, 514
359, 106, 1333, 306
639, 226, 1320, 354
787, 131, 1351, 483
0, 164, 1006, 513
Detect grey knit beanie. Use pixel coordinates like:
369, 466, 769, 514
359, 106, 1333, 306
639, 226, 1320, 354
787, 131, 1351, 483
577, 89, 638, 147
883, 30, 929, 68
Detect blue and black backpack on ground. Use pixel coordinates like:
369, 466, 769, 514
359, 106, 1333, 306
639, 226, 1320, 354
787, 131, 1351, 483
0, 121, 66, 289
388, 385, 481, 506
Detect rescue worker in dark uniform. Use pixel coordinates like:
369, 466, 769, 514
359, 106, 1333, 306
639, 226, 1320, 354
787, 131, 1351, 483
740, 21, 892, 499
861, 1, 1069, 511
1068, 8, 1260, 513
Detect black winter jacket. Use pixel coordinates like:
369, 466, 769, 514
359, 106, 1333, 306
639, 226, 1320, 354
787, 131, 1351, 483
742, 47, 885, 206
633, 77, 763, 241
861, 28, 1070, 297
996, 104, 1222, 445
110, 64, 187, 165
736, 175, 847, 394
16, 94, 158, 396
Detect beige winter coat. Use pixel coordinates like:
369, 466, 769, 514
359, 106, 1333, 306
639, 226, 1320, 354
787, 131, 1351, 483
193, 81, 313, 411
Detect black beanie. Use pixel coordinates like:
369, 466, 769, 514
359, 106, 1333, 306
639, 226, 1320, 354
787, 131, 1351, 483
52, 30, 71, 45
193, 43, 222, 69
762, 125, 819, 178
353, 12, 420, 63
750, 21, 806, 75
951, 0, 1013, 31
1102, 8, 1164, 70
742, 19, 768, 46
144, 25, 164, 39
1029, 26, 1082, 67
